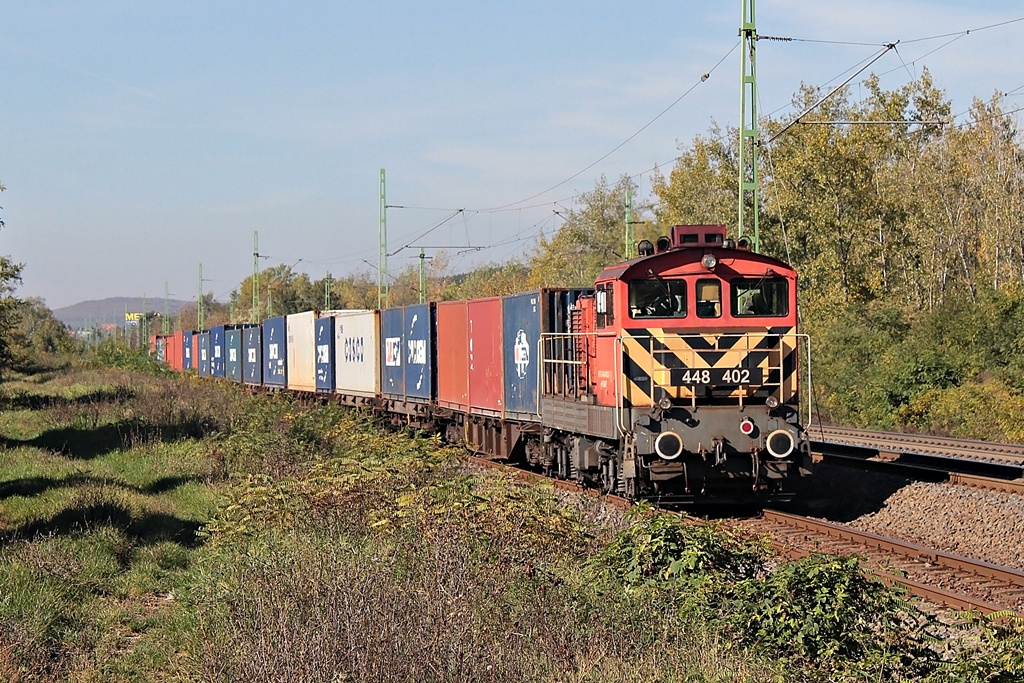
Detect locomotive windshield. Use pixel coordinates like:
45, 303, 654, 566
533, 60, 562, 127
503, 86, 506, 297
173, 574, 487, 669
732, 277, 788, 316
629, 279, 686, 318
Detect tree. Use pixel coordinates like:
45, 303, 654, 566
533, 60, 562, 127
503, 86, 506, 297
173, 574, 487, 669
652, 122, 738, 231
438, 260, 531, 300
16, 297, 76, 357
527, 175, 656, 288
0, 183, 24, 377
0, 255, 24, 377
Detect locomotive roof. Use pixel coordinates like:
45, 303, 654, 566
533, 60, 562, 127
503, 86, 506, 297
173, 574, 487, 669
597, 246, 795, 282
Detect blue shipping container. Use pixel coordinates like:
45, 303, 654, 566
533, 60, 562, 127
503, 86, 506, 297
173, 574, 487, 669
182, 331, 193, 370
225, 328, 243, 382
210, 325, 226, 377
262, 316, 288, 387
502, 292, 542, 418
381, 308, 404, 397
500, 290, 588, 418
405, 304, 433, 400
315, 317, 335, 392
198, 332, 211, 378
381, 304, 433, 401
243, 326, 262, 385
212, 326, 226, 376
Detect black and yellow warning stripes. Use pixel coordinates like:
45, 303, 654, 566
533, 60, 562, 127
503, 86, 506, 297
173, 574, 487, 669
620, 327, 799, 408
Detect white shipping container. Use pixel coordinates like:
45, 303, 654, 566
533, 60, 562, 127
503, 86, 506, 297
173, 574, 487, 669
286, 311, 317, 392
330, 310, 380, 397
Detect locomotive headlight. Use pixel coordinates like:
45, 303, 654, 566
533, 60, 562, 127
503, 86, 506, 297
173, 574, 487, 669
766, 429, 796, 459
701, 254, 718, 270
657, 396, 673, 410
765, 395, 780, 410
654, 431, 684, 460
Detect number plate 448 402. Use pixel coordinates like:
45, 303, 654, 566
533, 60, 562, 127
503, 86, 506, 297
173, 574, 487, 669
669, 367, 763, 386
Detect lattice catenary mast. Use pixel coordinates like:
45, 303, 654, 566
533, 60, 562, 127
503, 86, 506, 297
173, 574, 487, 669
738, 0, 760, 252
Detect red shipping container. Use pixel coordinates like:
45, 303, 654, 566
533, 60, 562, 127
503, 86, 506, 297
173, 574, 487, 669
435, 301, 469, 411
467, 298, 503, 415
191, 334, 199, 372
170, 331, 184, 371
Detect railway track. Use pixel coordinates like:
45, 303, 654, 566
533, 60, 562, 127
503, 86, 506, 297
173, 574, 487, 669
809, 425, 1024, 495
468, 456, 1024, 615
745, 509, 1024, 615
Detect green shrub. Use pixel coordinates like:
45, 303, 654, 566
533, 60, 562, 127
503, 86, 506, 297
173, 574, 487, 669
588, 508, 765, 588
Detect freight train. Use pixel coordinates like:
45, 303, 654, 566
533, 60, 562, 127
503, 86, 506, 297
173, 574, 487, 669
154, 224, 813, 505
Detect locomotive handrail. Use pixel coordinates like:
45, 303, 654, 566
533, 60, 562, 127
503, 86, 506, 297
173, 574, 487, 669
539, 332, 599, 401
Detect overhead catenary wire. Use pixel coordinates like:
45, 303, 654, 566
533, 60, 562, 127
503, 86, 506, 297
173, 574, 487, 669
204, 12, 1024, 295
310, 14, 1024, 273
476, 41, 740, 213
764, 43, 898, 146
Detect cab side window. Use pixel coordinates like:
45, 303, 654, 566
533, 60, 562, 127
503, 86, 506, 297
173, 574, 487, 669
596, 283, 614, 328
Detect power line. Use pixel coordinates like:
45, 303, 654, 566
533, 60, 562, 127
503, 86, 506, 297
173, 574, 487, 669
898, 16, 1024, 45
765, 43, 897, 145
476, 41, 740, 212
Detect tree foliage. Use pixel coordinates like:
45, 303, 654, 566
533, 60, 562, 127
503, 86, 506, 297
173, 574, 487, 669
0, 183, 25, 377
15, 297, 76, 356
526, 174, 657, 288
0, 255, 25, 377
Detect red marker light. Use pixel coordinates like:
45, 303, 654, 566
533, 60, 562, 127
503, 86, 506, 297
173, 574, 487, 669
739, 418, 756, 436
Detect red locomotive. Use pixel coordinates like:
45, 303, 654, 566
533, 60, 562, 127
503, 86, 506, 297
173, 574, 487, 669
531, 224, 812, 503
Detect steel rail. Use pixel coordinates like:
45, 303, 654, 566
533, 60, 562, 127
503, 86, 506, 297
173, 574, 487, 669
468, 456, 1024, 614
752, 509, 1024, 614
817, 449, 1024, 496
808, 425, 1024, 469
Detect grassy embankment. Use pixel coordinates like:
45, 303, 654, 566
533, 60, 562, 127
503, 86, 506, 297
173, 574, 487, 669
0, 359, 1023, 681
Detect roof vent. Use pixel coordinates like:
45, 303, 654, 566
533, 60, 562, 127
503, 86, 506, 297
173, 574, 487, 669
670, 224, 728, 249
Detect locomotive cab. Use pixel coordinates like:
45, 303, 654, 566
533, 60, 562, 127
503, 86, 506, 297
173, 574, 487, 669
539, 224, 812, 504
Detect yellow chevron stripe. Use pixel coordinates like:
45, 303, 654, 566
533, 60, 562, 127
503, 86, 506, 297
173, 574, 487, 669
620, 327, 799, 407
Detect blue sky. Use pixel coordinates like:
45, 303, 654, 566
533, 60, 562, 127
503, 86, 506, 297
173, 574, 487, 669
2, 1, 1022, 309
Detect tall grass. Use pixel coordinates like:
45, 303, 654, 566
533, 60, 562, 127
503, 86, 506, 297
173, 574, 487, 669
2, 365, 1024, 681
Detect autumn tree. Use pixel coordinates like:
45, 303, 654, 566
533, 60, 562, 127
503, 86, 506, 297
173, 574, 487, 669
438, 260, 531, 300
652, 122, 738, 232
16, 297, 76, 356
0, 182, 25, 376
527, 175, 656, 288
751, 72, 952, 313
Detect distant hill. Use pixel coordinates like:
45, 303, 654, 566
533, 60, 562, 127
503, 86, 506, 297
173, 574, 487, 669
53, 297, 193, 330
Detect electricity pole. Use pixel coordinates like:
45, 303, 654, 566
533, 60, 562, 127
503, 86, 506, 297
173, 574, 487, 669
163, 282, 170, 335
252, 231, 260, 322
198, 263, 205, 330
738, 0, 760, 252
624, 188, 635, 260
379, 168, 389, 308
